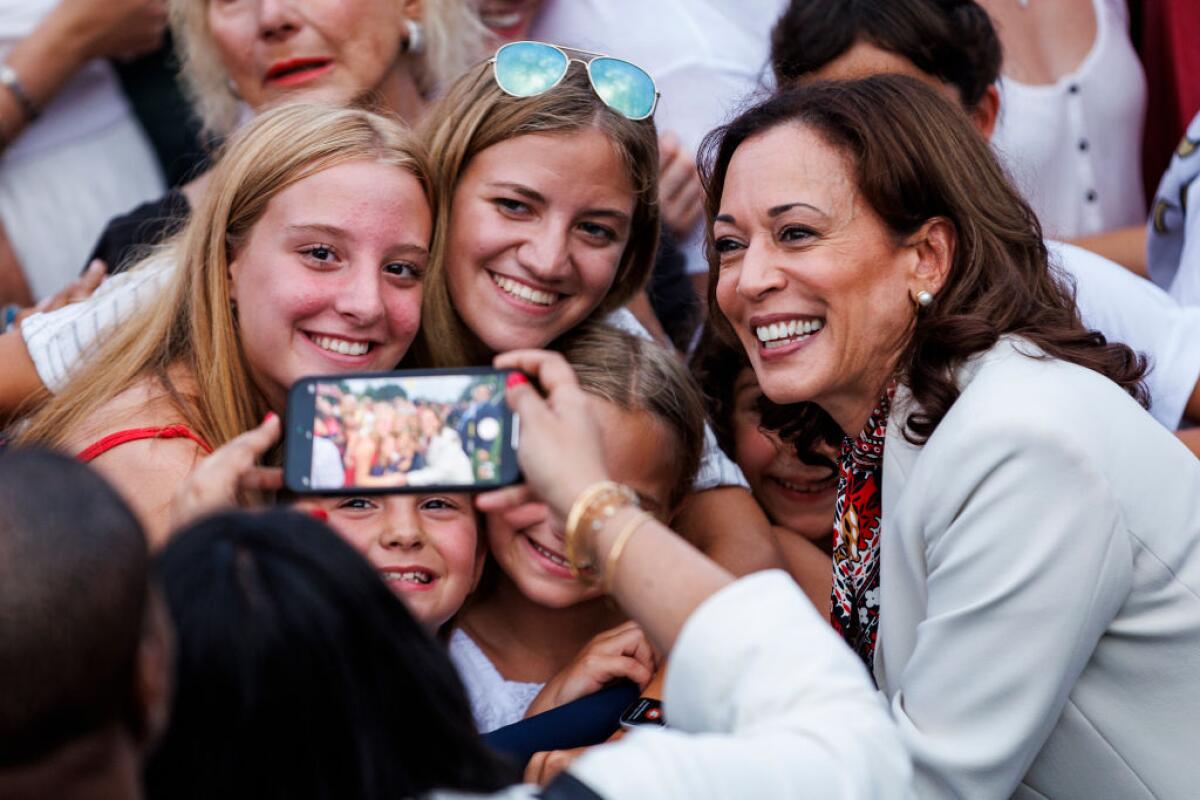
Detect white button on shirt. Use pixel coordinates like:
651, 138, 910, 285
990, 0, 1146, 239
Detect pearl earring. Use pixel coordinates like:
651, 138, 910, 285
402, 18, 424, 55
916, 290, 934, 307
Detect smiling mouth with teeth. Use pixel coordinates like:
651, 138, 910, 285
769, 474, 838, 494
529, 537, 569, 567
482, 10, 522, 29
382, 569, 434, 586
310, 334, 372, 357
527, 535, 592, 573
755, 318, 825, 349
491, 272, 558, 307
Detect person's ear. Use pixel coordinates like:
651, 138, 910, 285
402, 0, 423, 48
971, 84, 1001, 140
472, 548, 487, 588
132, 588, 175, 754
907, 217, 955, 299
227, 255, 240, 303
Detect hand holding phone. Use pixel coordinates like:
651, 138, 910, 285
476, 351, 611, 528
170, 413, 283, 529
284, 368, 521, 494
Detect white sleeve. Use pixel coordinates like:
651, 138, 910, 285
888, 423, 1132, 799
405, 432, 474, 487
568, 571, 913, 800
1050, 240, 1200, 428
20, 256, 175, 392
692, 424, 749, 490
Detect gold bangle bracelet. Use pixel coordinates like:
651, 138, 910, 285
602, 510, 651, 594
564, 480, 638, 580
565, 481, 620, 546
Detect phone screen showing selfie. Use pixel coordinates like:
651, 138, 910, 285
285, 369, 521, 494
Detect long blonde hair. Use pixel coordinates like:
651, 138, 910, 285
18, 103, 432, 453
169, 0, 488, 138
411, 61, 661, 367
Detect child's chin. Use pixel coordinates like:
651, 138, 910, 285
538, 585, 599, 609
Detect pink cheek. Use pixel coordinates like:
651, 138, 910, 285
485, 524, 520, 563
438, 528, 482, 576
258, 275, 338, 321
735, 428, 775, 478
383, 291, 422, 336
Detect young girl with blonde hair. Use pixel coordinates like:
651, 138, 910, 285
15, 102, 434, 544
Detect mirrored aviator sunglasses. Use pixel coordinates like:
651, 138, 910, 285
490, 40, 659, 121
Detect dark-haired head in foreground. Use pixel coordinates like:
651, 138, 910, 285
0, 448, 170, 799
147, 509, 514, 800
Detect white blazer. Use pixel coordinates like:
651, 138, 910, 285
875, 337, 1200, 799
436, 572, 913, 800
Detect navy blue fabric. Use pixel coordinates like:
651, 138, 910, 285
484, 681, 639, 769
539, 772, 605, 800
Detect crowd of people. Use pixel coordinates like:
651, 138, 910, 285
0, 1, 1197, 798
310, 377, 501, 490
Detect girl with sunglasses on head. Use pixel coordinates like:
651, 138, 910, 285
414, 43, 782, 576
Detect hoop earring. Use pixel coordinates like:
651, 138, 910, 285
915, 290, 934, 308
402, 18, 424, 55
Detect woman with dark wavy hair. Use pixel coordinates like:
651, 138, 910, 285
768, 0, 1200, 448
702, 74, 1200, 799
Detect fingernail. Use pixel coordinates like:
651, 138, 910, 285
308, 508, 329, 522
263, 411, 278, 424
506, 372, 529, 390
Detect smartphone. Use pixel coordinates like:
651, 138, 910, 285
284, 368, 521, 494
619, 697, 665, 730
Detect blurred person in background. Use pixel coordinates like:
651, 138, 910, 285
0, 0, 167, 306
980, 0, 1146, 242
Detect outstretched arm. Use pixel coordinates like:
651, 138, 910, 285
478, 350, 911, 799
0, 0, 167, 147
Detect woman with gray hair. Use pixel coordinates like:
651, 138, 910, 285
169, 0, 484, 142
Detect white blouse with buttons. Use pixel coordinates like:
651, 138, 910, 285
990, 0, 1146, 240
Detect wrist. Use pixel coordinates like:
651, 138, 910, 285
563, 480, 636, 577
1, 304, 21, 334
35, 4, 93, 71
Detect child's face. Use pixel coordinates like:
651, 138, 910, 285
731, 368, 839, 542
318, 493, 483, 629
485, 397, 678, 608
